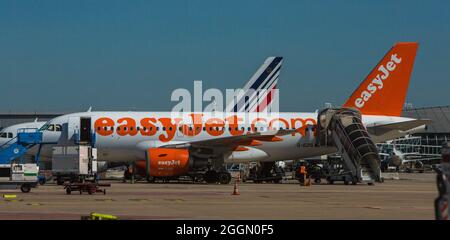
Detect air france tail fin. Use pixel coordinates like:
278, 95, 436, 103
343, 42, 419, 116
226, 56, 283, 112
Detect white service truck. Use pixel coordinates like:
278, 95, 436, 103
0, 163, 39, 192
52, 145, 98, 185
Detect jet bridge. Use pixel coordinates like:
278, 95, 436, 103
317, 108, 382, 184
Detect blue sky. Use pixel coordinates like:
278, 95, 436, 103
0, 0, 449, 112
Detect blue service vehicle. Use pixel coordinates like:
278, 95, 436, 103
0, 128, 43, 192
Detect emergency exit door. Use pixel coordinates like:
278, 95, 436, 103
80, 117, 92, 144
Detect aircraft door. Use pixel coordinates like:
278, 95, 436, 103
80, 117, 92, 144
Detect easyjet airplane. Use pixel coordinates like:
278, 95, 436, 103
6, 56, 282, 160
33, 43, 426, 183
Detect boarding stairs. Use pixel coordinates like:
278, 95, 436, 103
317, 108, 382, 184
0, 128, 43, 164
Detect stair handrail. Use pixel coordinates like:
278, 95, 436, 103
0, 136, 19, 150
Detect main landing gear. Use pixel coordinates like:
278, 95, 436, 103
203, 170, 232, 184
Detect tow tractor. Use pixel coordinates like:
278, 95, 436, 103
245, 162, 284, 183
0, 128, 43, 193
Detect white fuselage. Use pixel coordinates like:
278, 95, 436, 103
34, 111, 417, 164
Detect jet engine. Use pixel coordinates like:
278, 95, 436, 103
135, 148, 209, 177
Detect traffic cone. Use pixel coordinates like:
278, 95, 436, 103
232, 179, 240, 195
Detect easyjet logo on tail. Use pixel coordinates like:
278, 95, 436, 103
354, 53, 402, 108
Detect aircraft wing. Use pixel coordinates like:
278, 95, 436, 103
367, 119, 431, 143
160, 129, 296, 149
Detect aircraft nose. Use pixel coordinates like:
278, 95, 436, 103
0, 138, 10, 147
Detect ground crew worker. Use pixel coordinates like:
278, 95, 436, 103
298, 163, 308, 185
301, 165, 308, 185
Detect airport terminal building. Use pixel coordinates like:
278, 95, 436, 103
402, 106, 450, 146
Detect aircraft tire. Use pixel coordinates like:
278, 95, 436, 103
204, 170, 218, 184
218, 172, 231, 184
21, 184, 31, 193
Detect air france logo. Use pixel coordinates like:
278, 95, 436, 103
354, 53, 402, 108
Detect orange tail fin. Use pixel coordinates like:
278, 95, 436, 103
343, 42, 419, 116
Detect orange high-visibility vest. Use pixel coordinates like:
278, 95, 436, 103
300, 166, 306, 174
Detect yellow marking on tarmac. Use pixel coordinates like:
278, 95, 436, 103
2, 194, 17, 199
81, 212, 118, 220
4, 199, 23, 202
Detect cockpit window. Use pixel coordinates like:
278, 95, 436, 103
47, 125, 55, 131
40, 124, 61, 132
8, 133, 13, 138
39, 124, 49, 131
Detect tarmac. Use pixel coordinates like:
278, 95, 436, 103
0, 173, 437, 220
